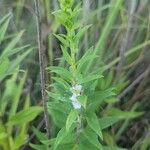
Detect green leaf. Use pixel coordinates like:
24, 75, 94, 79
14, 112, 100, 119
0, 132, 7, 139
95, 0, 123, 58
86, 112, 103, 139
105, 71, 113, 88
107, 108, 144, 119
66, 109, 78, 131
13, 134, 28, 150
54, 34, 69, 47
0, 16, 10, 44
40, 139, 55, 146
47, 91, 62, 101
88, 88, 115, 108
78, 95, 87, 108
74, 24, 92, 41
4, 45, 30, 58
53, 10, 72, 28
53, 127, 68, 150
99, 116, 123, 130
6, 48, 33, 75
87, 0, 123, 70
7, 106, 43, 126
103, 40, 150, 71
61, 45, 72, 65
78, 74, 103, 84
0, 58, 9, 78
29, 143, 47, 150
32, 127, 47, 142
8, 71, 27, 119
47, 66, 72, 82
48, 102, 71, 128
77, 47, 98, 73
52, 77, 70, 90
0, 31, 24, 59
41, 132, 75, 146
82, 127, 103, 149
0, 13, 11, 25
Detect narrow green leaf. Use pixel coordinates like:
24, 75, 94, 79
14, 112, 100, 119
103, 40, 150, 71
78, 95, 87, 108
0, 16, 10, 43
32, 127, 47, 142
77, 47, 98, 73
87, 0, 123, 70
53, 127, 68, 150
95, 0, 122, 58
7, 106, 43, 126
74, 24, 92, 41
107, 108, 144, 119
66, 109, 78, 131
0, 58, 9, 79
61, 45, 72, 65
78, 74, 103, 84
99, 116, 123, 129
5, 45, 30, 58
29, 143, 47, 150
7, 48, 32, 74
0, 13, 11, 25
54, 34, 69, 47
47, 66, 72, 82
88, 88, 115, 107
0, 31, 24, 59
8, 71, 27, 118
82, 127, 103, 149
86, 112, 103, 139
52, 76, 70, 89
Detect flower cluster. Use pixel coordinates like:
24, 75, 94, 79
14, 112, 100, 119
70, 84, 82, 109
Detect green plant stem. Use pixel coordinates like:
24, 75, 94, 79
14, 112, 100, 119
76, 115, 81, 144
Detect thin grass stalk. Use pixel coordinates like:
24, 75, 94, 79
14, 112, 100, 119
34, 0, 51, 138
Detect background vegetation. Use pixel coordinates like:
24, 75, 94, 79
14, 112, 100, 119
0, 0, 150, 149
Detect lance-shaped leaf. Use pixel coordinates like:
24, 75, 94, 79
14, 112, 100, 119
74, 24, 92, 41
82, 127, 103, 149
7, 106, 43, 126
86, 111, 103, 140
54, 34, 69, 47
66, 109, 78, 131
53, 127, 68, 150
47, 66, 72, 82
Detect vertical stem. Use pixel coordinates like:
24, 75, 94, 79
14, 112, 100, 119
34, 0, 51, 137
76, 115, 81, 144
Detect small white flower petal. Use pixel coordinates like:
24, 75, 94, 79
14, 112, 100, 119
71, 99, 81, 109
70, 94, 77, 101
74, 84, 82, 91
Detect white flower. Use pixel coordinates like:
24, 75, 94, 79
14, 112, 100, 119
72, 99, 81, 109
73, 84, 82, 91
70, 94, 81, 109
70, 94, 77, 101
70, 84, 82, 93
70, 84, 82, 109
